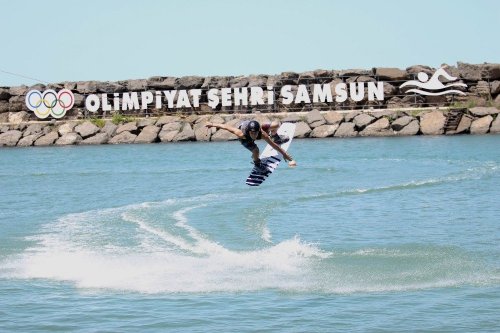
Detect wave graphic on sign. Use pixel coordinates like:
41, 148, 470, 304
400, 67, 467, 96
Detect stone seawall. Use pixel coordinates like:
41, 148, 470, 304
1, 107, 499, 147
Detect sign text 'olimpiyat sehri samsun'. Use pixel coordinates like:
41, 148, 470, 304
24, 68, 467, 119
84, 82, 385, 112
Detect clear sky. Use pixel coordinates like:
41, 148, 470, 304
1, 0, 499, 87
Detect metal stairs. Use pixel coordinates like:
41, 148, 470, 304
444, 108, 466, 132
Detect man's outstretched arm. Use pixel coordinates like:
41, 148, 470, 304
206, 122, 244, 138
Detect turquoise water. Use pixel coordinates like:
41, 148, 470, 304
0, 136, 499, 332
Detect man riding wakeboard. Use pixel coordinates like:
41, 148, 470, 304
205, 120, 297, 171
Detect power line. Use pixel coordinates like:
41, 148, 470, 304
0, 69, 50, 85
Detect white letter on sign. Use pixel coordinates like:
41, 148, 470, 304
122, 92, 139, 111
141, 91, 154, 110
85, 94, 100, 112
280, 85, 293, 105
335, 83, 347, 103
207, 89, 220, 109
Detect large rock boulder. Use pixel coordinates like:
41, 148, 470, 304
383, 82, 398, 96
420, 111, 446, 135
76, 81, 98, 94
193, 122, 212, 141
135, 125, 160, 143
470, 115, 493, 134
484, 63, 500, 80
9, 85, 28, 96
0, 101, 9, 115
100, 122, 118, 137
96, 81, 125, 93
55, 133, 82, 145
178, 76, 204, 89
338, 69, 372, 77
24, 123, 46, 137
334, 122, 357, 137
473, 81, 491, 96
306, 109, 326, 128
0, 88, 11, 101
491, 81, 500, 95
374, 67, 407, 80
247, 75, 267, 87
323, 111, 344, 125
230, 76, 249, 88
490, 115, 500, 133
34, 131, 59, 146
406, 65, 435, 77
8, 111, 29, 124
158, 122, 183, 142
156, 115, 182, 126
353, 114, 375, 130
17, 133, 43, 147
72, 93, 85, 107
161, 122, 182, 132
81, 133, 109, 145
469, 107, 499, 117
344, 111, 359, 122
360, 118, 391, 136
396, 120, 420, 136
75, 121, 100, 138
211, 127, 238, 141
310, 124, 339, 138
108, 131, 137, 144
159, 129, 179, 142
127, 79, 148, 91
137, 118, 156, 128
457, 62, 484, 81
391, 116, 414, 131
281, 114, 303, 123
0, 130, 22, 146
449, 115, 473, 134
115, 121, 137, 135
294, 121, 312, 138
148, 77, 177, 90
173, 124, 195, 142
58, 122, 77, 136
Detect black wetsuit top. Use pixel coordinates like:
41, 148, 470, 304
238, 121, 266, 151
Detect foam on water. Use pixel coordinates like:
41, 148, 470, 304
1, 194, 497, 294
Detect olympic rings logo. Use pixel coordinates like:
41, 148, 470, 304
25, 89, 75, 119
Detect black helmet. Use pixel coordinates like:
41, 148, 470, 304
247, 120, 261, 133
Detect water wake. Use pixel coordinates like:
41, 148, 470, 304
1, 194, 497, 294
296, 161, 500, 202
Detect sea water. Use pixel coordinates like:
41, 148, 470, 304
0, 135, 499, 332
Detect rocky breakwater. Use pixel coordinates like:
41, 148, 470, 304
1, 62, 499, 121
1, 107, 499, 147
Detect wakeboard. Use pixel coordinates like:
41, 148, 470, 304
245, 122, 296, 186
